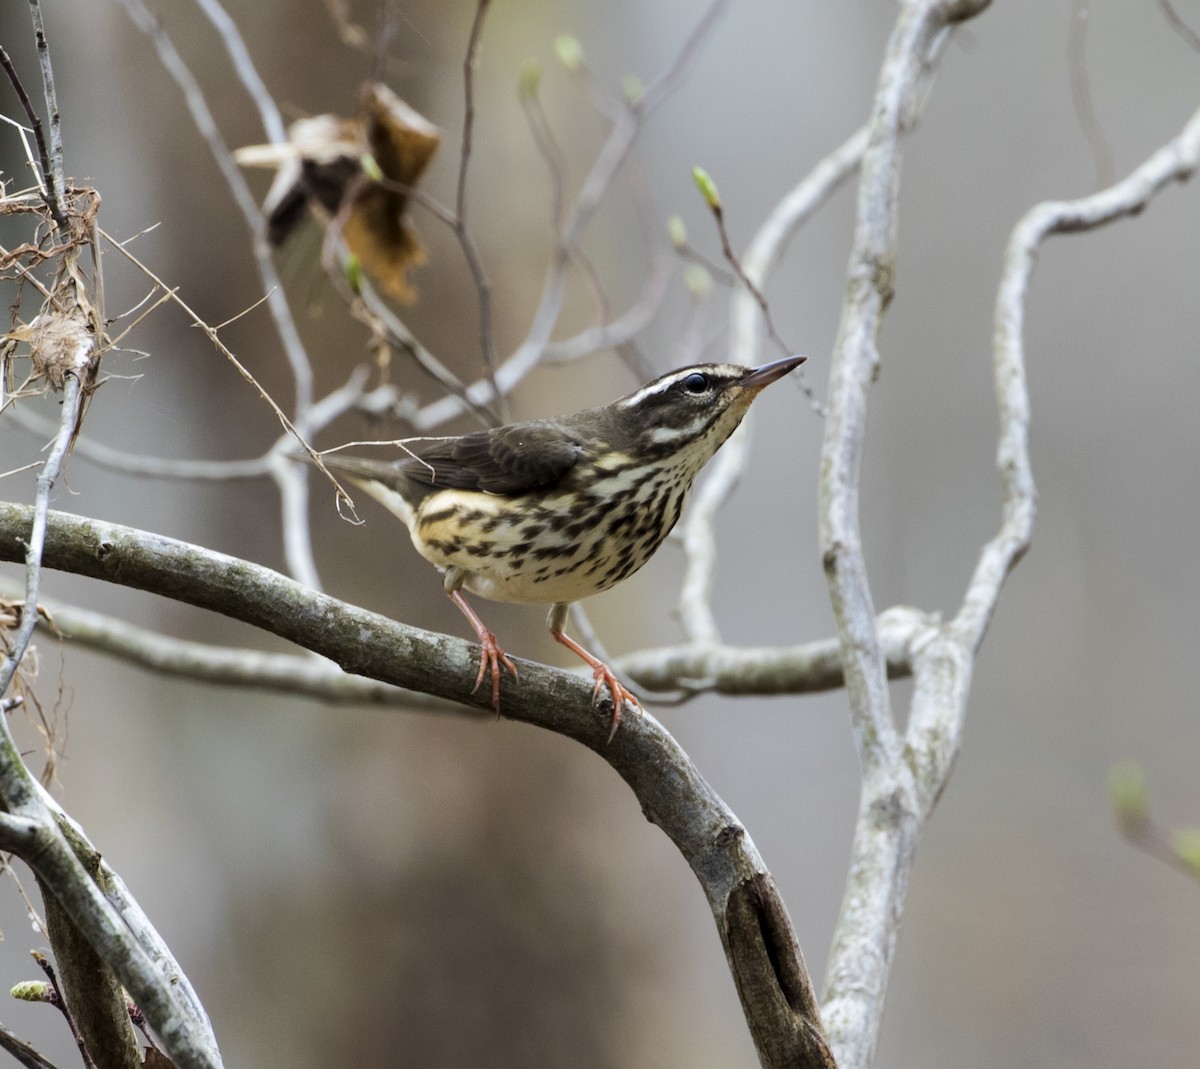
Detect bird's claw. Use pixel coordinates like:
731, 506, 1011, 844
590, 664, 639, 744
470, 631, 519, 712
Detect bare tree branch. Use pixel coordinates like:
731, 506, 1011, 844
7, 587, 473, 712
26, 0, 66, 225
453, 0, 501, 406
0, 44, 60, 225
9, 574, 927, 706
819, 6, 1200, 1066
113, 0, 313, 416
192, 0, 287, 144
0, 375, 83, 700
0, 1022, 61, 1069
817, 4, 991, 1066
0, 743, 224, 1069
0, 502, 830, 1067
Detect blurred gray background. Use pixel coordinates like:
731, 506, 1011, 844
2, 1, 1199, 1066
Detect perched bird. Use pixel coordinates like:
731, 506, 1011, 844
320, 354, 805, 739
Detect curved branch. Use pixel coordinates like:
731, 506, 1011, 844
904, 100, 1200, 814
0, 502, 831, 1068
955, 100, 1200, 654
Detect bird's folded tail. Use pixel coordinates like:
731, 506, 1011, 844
290, 448, 419, 527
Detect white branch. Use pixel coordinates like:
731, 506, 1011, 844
906, 100, 1200, 813
817, 4, 988, 1067
822, 10, 1200, 1068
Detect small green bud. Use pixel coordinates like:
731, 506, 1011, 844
692, 166, 721, 211
621, 74, 644, 106
554, 35, 584, 74
344, 254, 363, 295
684, 263, 712, 297
11, 981, 53, 1002
666, 214, 688, 249
1109, 760, 1147, 830
519, 59, 543, 98
1173, 828, 1200, 875
360, 152, 383, 183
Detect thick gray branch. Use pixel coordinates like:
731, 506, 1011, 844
0, 503, 830, 1068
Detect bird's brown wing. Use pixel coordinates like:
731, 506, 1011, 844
395, 420, 586, 495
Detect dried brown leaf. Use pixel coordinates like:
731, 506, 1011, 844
237, 82, 441, 302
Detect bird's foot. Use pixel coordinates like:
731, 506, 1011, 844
589, 663, 640, 744
449, 587, 519, 712
549, 617, 639, 743
470, 630, 520, 712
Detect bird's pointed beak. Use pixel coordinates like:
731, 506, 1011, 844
739, 353, 807, 390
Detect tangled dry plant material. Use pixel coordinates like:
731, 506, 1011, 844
0, 184, 104, 422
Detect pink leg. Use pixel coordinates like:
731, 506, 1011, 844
549, 615, 638, 743
448, 589, 519, 710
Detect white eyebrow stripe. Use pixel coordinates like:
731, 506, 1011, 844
618, 369, 696, 409
618, 385, 661, 409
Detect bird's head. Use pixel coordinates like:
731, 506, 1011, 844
603, 354, 806, 463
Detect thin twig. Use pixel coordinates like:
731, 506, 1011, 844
1067, 0, 1115, 189
637, 0, 730, 112
519, 73, 568, 235
9, 405, 273, 479
454, 0, 502, 411
0, 374, 83, 700
115, 0, 315, 416
455, 0, 490, 225
956, 101, 1200, 655
412, 0, 729, 431
31, 953, 96, 1069
0, 45, 60, 222
191, 0, 287, 144
701, 186, 795, 364
1158, 0, 1200, 53
26, 0, 66, 225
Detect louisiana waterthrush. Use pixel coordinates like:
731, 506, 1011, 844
320, 353, 805, 739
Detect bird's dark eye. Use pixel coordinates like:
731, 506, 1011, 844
681, 372, 709, 395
